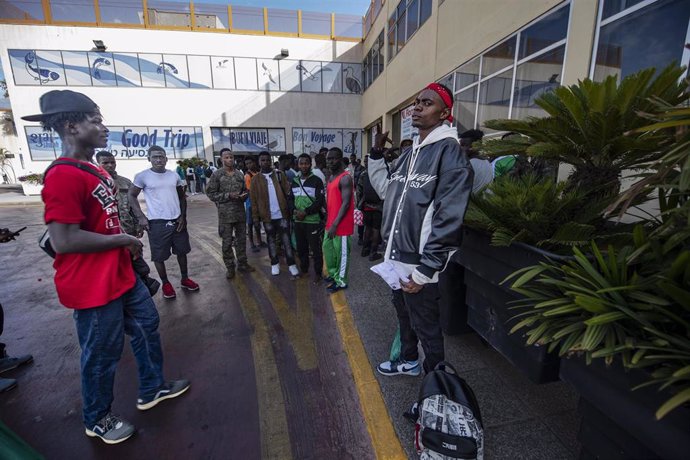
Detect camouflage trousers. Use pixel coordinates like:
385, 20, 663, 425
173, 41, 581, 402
219, 221, 248, 271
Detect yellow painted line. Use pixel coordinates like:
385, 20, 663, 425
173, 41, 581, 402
329, 290, 407, 460
191, 231, 293, 460
249, 271, 318, 370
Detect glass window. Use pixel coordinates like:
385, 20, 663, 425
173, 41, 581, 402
387, 21, 397, 62
50, 0, 96, 23
211, 56, 235, 89
112, 53, 142, 87
454, 86, 478, 133
482, 37, 516, 77
234, 57, 258, 90
478, 68, 513, 131
147, 1, 191, 27
454, 56, 480, 90
322, 62, 342, 93
279, 60, 301, 91
407, 0, 419, 38
594, 0, 690, 82
257, 59, 279, 91
342, 63, 363, 94
193, 3, 229, 29
88, 51, 117, 86
518, 5, 569, 59
420, 0, 432, 24
25, 126, 58, 161
301, 11, 331, 35
232, 5, 264, 31
162, 54, 189, 88
299, 60, 322, 92
138, 53, 166, 87
0, 0, 44, 21
438, 73, 453, 91
35, 51, 65, 86
62, 51, 91, 86
512, 45, 564, 120
188, 55, 213, 89
100, 0, 142, 24
396, 11, 407, 53
602, 0, 647, 19
267, 8, 297, 34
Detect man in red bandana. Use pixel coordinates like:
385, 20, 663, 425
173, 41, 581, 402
368, 83, 474, 394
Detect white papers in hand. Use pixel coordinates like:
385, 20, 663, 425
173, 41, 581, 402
370, 261, 410, 290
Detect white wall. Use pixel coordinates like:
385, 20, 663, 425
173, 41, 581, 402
0, 24, 362, 180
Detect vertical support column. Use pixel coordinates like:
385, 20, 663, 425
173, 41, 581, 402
94, 0, 102, 25
190, 0, 196, 29
227, 5, 232, 32
330, 13, 335, 39
142, 0, 150, 28
263, 7, 268, 35
297, 10, 302, 37
41, 0, 52, 24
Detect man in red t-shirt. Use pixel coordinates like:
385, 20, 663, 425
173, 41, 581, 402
323, 147, 354, 294
23, 90, 189, 445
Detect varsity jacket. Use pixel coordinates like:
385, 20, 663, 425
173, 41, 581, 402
368, 124, 473, 285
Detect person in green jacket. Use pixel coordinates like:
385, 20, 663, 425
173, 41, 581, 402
292, 153, 325, 283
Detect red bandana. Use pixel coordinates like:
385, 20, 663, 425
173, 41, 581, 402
425, 83, 454, 122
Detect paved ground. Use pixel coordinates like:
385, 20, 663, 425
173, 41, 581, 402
0, 193, 581, 459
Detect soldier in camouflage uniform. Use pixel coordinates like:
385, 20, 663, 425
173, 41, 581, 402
95, 151, 160, 295
207, 148, 255, 279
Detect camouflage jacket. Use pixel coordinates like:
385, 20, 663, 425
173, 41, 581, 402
206, 168, 247, 223
114, 174, 141, 236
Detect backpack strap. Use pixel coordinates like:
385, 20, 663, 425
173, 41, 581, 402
44, 159, 112, 187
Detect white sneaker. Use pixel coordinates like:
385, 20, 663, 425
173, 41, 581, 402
271, 264, 280, 275
288, 265, 300, 277
377, 358, 421, 376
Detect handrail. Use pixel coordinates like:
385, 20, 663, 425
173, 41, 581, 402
0, 0, 364, 42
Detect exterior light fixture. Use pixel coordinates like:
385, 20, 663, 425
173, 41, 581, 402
92, 40, 107, 52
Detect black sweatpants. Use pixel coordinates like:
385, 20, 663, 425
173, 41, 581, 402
294, 221, 323, 276
402, 283, 443, 373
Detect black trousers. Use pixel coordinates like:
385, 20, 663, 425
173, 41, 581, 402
392, 289, 418, 362
402, 283, 444, 373
263, 218, 295, 266
294, 221, 323, 276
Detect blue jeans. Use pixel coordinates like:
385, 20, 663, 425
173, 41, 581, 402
73, 278, 165, 427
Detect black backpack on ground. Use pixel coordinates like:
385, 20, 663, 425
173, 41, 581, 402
415, 361, 484, 459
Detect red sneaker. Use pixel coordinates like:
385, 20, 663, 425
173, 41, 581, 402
181, 278, 200, 291
162, 282, 176, 299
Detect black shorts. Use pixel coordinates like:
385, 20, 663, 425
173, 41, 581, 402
363, 210, 382, 230
148, 219, 191, 263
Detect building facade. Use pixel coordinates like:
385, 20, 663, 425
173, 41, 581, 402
361, 0, 690, 148
1, 0, 689, 181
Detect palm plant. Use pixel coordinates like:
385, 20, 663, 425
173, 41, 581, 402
483, 64, 689, 199
465, 174, 629, 251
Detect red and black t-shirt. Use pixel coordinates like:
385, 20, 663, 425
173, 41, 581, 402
42, 158, 135, 309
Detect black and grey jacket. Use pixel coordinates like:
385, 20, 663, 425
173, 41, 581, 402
368, 124, 473, 285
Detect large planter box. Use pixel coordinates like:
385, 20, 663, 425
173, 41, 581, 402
438, 257, 472, 335
21, 182, 43, 196
561, 358, 690, 460
456, 227, 565, 383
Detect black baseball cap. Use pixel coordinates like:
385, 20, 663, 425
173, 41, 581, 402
21, 90, 98, 122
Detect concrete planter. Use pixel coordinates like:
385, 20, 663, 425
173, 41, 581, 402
21, 182, 43, 196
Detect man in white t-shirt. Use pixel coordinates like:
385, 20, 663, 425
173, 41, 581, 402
130, 146, 200, 299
